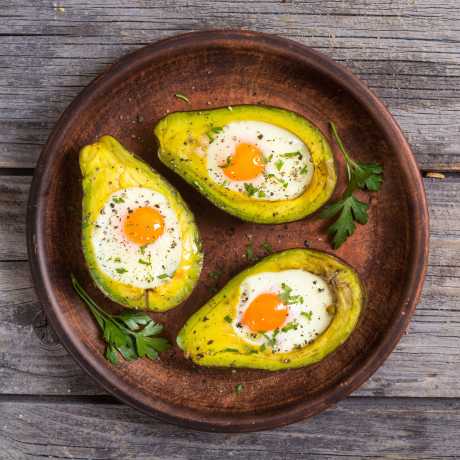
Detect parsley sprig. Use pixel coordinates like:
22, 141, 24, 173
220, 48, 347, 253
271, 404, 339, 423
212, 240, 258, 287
71, 275, 170, 364
279, 283, 304, 305
320, 122, 383, 249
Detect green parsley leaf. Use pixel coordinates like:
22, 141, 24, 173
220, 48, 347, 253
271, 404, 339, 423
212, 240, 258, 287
261, 241, 273, 255
219, 156, 232, 168
282, 151, 303, 160
235, 383, 244, 395
320, 122, 383, 248
279, 283, 304, 305
209, 269, 223, 281
245, 242, 256, 261
224, 315, 233, 323
299, 165, 308, 175
112, 196, 124, 204
71, 275, 170, 364
138, 258, 150, 266
281, 321, 298, 333
301, 311, 313, 321
115, 268, 127, 274
263, 329, 280, 348
207, 126, 223, 143
330, 122, 383, 193
275, 159, 284, 171
118, 311, 152, 331
175, 93, 190, 103
257, 190, 266, 198
244, 183, 258, 196
113, 257, 121, 263
105, 344, 118, 364
321, 195, 369, 249
157, 273, 169, 279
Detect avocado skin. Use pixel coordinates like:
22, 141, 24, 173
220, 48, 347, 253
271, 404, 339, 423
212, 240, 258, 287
154, 105, 337, 224
79, 135, 203, 311
177, 249, 364, 371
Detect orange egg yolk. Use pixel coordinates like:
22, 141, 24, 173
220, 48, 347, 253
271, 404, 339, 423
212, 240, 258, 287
123, 207, 165, 245
223, 143, 265, 181
241, 293, 288, 332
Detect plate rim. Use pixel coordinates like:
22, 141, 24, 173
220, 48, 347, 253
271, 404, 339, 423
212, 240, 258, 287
26, 29, 429, 432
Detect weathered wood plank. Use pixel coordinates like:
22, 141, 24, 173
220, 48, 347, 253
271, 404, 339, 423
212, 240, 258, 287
0, 175, 459, 396
0, 176, 29, 261
0, 0, 459, 169
1, 397, 460, 458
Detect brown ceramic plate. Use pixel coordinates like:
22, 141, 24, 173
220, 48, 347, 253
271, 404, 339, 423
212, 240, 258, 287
27, 30, 429, 432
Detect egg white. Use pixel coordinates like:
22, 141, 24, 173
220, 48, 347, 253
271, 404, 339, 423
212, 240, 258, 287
206, 121, 314, 201
232, 270, 333, 353
92, 187, 182, 289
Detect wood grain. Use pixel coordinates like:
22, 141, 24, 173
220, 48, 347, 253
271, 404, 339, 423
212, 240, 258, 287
1, 0, 459, 170
1, 397, 460, 459
0, 176, 458, 397
0, 0, 459, 445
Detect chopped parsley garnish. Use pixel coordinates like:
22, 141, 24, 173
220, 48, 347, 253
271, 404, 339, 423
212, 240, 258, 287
115, 268, 127, 274
219, 156, 232, 168
235, 383, 244, 395
264, 329, 280, 348
301, 311, 313, 321
257, 190, 266, 198
224, 315, 233, 323
174, 93, 190, 103
243, 183, 258, 196
71, 275, 170, 364
113, 257, 121, 263
275, 159, 284, 171
209, 269, 223, 281
207, 126, 224, 143
245, 242, 256, 261
300, 165, 308, 175
282, 151, 303, 160
157, 273, 169, 279
279, 283, 304, 305
320, 122, 383, 248
267, 173, 288, 188
138, 259, 150, 266
281, 321, 299, 333
261, 241, 273, 254
112, 196, 124, 204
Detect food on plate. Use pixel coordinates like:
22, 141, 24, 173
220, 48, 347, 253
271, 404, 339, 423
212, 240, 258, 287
177, 249, 364, 371
79, 135, 203, 311
154, 105, 336, 223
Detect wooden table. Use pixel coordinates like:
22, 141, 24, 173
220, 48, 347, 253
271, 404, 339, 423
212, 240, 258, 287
1, 1, 459, 457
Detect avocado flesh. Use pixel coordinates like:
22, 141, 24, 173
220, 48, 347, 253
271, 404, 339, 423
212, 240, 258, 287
80, 135, 203, 311
154, 105, 337, 224
177, 249, 364, 371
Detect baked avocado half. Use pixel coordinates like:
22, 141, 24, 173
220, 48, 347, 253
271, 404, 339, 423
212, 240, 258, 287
177, 249, 364, 370
80, 135, 203, 311
154, 105, 336, 224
